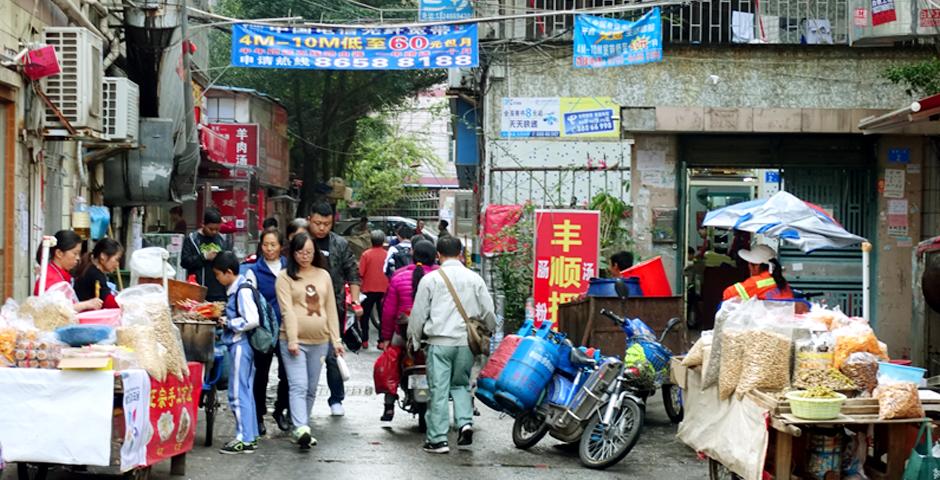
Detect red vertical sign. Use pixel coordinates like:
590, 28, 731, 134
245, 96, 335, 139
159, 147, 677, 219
145, 362, 203, 466
532, 210, 600, 326
207, 123, 259, 179
871, 0, 897, 25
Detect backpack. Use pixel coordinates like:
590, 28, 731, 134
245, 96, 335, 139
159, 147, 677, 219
386, 245, 413, 277
235, 283, 280, 354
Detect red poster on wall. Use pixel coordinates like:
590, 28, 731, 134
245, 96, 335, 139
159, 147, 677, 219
145, 362, 203, 466
212, 188, 253, 232
532, 210, 600, 326
871, 0, 897, 25
207, 123, 259, 180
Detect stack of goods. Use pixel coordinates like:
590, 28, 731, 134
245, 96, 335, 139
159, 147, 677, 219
13, 330, 62, 369
174, 300, 223, 320
116, 285, 188, 381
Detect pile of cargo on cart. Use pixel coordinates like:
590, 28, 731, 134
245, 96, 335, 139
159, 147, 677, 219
0, 244, 220, 480
675, 298, 940, 480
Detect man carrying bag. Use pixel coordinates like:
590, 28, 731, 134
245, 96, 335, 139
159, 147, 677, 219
408, 236, 496, 455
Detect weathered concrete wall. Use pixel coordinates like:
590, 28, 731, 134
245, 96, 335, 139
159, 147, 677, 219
631, 135, 679, 293
875, 135, 925, 359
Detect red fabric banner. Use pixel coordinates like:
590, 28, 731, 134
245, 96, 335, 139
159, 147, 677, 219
481, 204, 523, 256
532, 210, 600, 326
145, 362, 203, 466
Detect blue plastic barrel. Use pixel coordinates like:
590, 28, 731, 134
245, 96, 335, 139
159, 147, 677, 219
586, 277, 643, 297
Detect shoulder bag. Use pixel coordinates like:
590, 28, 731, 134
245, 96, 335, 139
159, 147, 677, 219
438, 269, 492, 356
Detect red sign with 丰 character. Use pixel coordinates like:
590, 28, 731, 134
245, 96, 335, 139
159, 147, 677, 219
532, 210, 600, 326
207, 123, 259, 179
145, 362, 203, 466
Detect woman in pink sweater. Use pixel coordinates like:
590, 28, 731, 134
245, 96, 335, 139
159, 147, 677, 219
377, 240, 438, 422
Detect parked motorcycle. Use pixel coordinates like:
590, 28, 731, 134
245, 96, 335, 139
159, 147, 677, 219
398, 347, 429, 431
510, 332, 646, 470
599, 309, 684, 424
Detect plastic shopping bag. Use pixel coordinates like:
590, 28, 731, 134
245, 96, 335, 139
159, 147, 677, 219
374, 345, 402, 395
902, 422, 940, 480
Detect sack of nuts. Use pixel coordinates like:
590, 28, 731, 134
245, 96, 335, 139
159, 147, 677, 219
735, 330, 792, 398
875, 382, 924, 420
840, 352, 879, 395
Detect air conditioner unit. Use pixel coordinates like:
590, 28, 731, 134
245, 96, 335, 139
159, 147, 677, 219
103, 77, 140, 141
42, 27, 104, 133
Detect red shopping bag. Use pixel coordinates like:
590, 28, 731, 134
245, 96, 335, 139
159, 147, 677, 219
374, 345, 402, 395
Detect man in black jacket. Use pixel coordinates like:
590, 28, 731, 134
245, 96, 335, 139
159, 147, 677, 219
307, 201, 361, 417
181, 208, 229, 302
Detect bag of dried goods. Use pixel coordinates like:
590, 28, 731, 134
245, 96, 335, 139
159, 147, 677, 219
14, 331, 63, 368
117, 324, 168, 381
115, 284, 167, 327
832, 323, 887, 369
795, 332, 834, 381
807, 304, 849, 331
719, 330, 747, 400
795, 368, 857, 391
735, 329, 792, 398
875, 382, 924, 420
704, 298, 755, 389
19, 289, 76, 331
840, 352, 879, 395
682, 331, 712, 367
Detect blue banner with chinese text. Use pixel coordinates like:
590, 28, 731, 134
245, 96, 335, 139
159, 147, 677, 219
231, 23, 478, 70
573, 10, 663, 69
419, 0, 473, 21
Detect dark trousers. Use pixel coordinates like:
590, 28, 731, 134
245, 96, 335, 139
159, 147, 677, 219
252, 341, 290, 424
360, 292, 384, 343
326, 304, 345, 406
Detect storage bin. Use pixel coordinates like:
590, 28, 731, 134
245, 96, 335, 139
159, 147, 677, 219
586, 277, 643, 298
878, 362, 926, 384
77, 308, 121, 327
621, 256, 673, 297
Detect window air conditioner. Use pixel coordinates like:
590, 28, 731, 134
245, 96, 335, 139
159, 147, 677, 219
103, 77, 140, 141
42, 27, 104, 133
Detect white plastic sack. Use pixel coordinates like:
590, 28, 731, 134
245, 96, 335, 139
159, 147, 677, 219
129, 247, 175, 284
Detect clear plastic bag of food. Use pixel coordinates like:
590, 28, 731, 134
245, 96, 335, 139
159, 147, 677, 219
874, 381, 924, 420
19, 288, 76, 332
832, 323, 886, 369
718, 330, 746, 400
682, 331, 712, 367
794, 332, 835, 387
704, 298, 753, 389
735, 329, 792, 398
116, 284, 168, 327
840, 352, 879, 394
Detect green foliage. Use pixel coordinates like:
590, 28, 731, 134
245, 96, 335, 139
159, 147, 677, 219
490, 204, 535, 333
209, 0, 445, 215
883, 58, 940, 97
589, 191, 634, 268
349, 116, 440, 210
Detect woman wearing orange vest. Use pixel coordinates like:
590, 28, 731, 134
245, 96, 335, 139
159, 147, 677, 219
722, 244, 797, 302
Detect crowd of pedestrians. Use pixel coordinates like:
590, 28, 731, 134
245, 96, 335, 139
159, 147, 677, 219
189, 203, 494, 456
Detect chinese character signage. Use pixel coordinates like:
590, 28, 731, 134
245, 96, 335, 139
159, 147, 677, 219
207, 123, 258, 179
500, 97, 620, 138
420, 0, 473, 21
532, 210, 600, 326
145, 363, 203, 466
231, 23, 478, 70
921, 8, 940, 26
573, 10, 662, 69
872, 0, 897, 25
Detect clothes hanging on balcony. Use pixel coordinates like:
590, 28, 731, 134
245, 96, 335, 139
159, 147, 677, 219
732, 11, 756, 43
802, 19, 834, 44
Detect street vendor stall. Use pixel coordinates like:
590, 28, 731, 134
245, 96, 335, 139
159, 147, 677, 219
0, 283, 204, 480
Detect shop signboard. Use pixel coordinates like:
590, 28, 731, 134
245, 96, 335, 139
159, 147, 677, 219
500, 97, 620, 138
573, 10, 662, 69
532, 210, 600, 326
231, 23, 478, 70
207, 123, 258, 179
871, 0, 897, 25
145, 363, 203, 466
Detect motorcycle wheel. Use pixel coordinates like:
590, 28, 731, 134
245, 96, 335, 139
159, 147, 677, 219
662, 384, 684, 424
579, 397, 644, 470
511, 411, 549, 450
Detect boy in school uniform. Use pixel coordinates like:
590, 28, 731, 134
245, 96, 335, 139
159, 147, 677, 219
213, 252, 261, 454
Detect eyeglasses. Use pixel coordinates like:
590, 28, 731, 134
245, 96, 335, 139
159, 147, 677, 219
295, 250, 314, 258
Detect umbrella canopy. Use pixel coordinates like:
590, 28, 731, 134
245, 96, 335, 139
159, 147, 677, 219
702, 191, 867, 252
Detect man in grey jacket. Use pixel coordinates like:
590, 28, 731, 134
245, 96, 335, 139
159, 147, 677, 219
307, 202, 362, 416
408, 236, 496, 454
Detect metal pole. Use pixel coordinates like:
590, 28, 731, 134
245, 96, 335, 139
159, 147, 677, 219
862, 241, 872, 321
180, 0, 196, 146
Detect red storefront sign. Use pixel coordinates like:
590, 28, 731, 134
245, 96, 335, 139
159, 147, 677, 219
871, 0, 897, 26
145, 362, 203, 466
207, 123, 259, 179
920, 8, 940, 26
532, 210, 600, 326
212, 188, 254, 232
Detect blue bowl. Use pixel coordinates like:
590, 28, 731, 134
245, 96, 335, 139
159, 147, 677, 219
55, 324, 114, 347
877, 362, 926, 384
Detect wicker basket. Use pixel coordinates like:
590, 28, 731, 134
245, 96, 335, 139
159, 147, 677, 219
785, 391, 847, 420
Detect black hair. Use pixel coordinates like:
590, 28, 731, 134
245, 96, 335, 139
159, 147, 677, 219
760, 259, 789, 289
411, 233, 430, 245
439, 219, 449, 229
397, 224, 415, 239
36, 230, 83, 265
256, 227, 284, 258
75, 238, 123, 278
370, 229, 386, 247
212, 251, 241, 275
286, 218, 309, 239
262, 217, 279, 229
308, 202, 333, 218
203, 208, 222, 225
286, 232, 327, 280
411, 240, 437, 294
437, 235, 463, 257
610, 251, 634, 270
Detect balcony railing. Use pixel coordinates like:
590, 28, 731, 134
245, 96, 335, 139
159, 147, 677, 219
522, 0, 849, 45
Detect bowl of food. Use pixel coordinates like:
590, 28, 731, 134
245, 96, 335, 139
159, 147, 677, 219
785, 387, 847, 420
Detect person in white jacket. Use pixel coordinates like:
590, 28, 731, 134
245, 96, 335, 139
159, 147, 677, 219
407, 236, 496, 454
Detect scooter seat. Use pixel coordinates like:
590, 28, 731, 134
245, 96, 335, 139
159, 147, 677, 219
569, 348, 596, 367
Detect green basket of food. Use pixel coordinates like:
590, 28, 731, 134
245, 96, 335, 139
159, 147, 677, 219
785, 388, 847, 420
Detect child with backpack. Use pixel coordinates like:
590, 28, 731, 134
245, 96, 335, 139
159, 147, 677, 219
213, 251, 277, 454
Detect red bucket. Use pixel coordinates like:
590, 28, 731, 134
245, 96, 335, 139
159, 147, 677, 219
622, 256, 673, 297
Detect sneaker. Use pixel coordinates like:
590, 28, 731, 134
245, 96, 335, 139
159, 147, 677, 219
457, 425, 473, 446
219, 439, 254, 455
330, 403, 345, 417
273, 409, 291, 432
245, 440, 258, 452
258, 422, 267, 437
292, 426, 314, 450
380, 404, 395, 423
423, 441, 449, 454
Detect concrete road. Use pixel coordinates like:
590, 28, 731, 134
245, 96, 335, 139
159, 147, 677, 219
3, 331, 707, 480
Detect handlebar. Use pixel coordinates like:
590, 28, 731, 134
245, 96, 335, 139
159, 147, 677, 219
600, 309, 624, 325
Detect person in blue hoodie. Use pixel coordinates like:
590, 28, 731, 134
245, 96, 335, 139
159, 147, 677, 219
213, 252, 260, 455
244, 227, 291, 435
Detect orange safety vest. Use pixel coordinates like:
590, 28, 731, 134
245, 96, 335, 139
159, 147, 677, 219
722, 272, 779, 301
